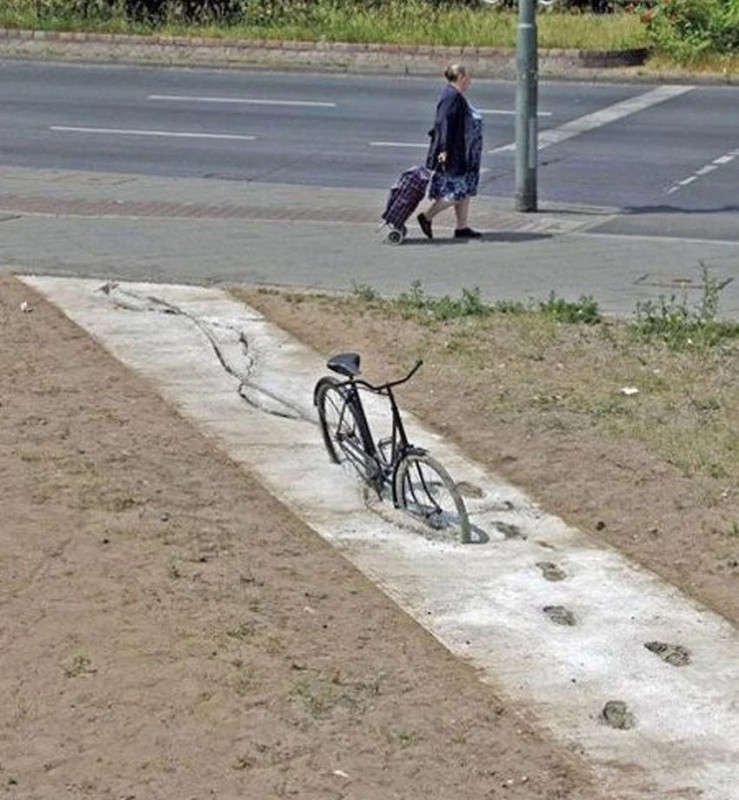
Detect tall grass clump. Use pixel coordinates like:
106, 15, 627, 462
537, 9, 647, 49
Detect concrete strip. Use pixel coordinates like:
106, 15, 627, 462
20, 276, 739, 800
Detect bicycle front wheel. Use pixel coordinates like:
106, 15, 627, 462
315, 377, 377, 487
394, 453, 471, 544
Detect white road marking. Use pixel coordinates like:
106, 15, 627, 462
478, 108, 552, 116
369, 141, 427, 148
148, 94, 336, 108
50, 125, 256, 141
489, 85, 694, 154
369, 111, 552, 149
666, 148, 739, 195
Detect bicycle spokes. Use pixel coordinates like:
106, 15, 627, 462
395, 454, 471, 543
405, 466, 447, 526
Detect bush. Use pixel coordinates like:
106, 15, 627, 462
28, 0, 257, 25
635, 0, 738, 62
711, 0, 739, 53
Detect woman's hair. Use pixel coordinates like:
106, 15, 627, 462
444, 63, 468, 83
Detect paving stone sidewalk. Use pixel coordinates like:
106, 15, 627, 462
1, 165, 737, 319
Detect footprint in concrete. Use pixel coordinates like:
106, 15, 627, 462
644, 640, 692, 666
536, 561, 567, 582
600, 700, 636, 730
542, 605, 576, 626
495, 521, 526, 540
456, 481, 484, 499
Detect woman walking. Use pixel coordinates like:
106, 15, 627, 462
417, 63, 484, 240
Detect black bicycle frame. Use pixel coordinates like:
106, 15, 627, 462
334, 359, 423, 482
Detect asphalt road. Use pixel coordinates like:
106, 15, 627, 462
1, 60, 737, 241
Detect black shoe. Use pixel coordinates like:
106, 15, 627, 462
417, 213, 433, 240
454, 227, 482, 239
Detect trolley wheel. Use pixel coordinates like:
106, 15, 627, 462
386, 228, 404, 245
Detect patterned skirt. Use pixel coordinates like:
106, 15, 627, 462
428, 170, 480, 202
429, 114, 483, 202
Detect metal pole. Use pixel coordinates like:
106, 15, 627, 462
515, 0, 538, 212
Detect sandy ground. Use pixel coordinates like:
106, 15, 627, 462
1, 274, 607, 798
1, 272, 736, 799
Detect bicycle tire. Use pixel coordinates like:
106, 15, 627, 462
394, 452, 471, 544
315, 376, 378, 486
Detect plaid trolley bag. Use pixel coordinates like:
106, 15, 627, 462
380, 165, 432, 244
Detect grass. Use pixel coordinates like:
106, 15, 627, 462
354, 280, 602, 324
2, 0, 735, 72
0, 0, 649, 50
235, 273, 738, 488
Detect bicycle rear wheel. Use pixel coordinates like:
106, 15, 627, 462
394, 453, 471, 543
315, 377, 378, 487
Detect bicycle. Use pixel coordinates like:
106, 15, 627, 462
314, 352, 471, 544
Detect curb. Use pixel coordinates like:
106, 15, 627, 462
0, 27, 734, 84
577, 46, 650, 68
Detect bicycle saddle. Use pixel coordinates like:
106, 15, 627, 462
327, 352, 361, 377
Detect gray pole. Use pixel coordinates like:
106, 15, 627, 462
515, 0, 538, 212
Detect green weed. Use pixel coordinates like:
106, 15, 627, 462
538, 292, 601, 325
226, 623, 255, 640
383, 726, 419, 749
352, 282, 381, 303
394, 281, 488, 322
372, 281, 599, 326
631, 266, 739, 350
63, 654, 97, 678
291, 672, 383, 718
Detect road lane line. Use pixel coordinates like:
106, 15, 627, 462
148, 94, 336, 108
478, 108, 552, 116
369, 141, 427, 148
50, 126, 256, 141
666, 147, 739, 195
489, 85, 694, 154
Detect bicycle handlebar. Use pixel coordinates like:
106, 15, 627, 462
354, 359, 423, 394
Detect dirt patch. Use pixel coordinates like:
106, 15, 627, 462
1, 275, 609, 798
